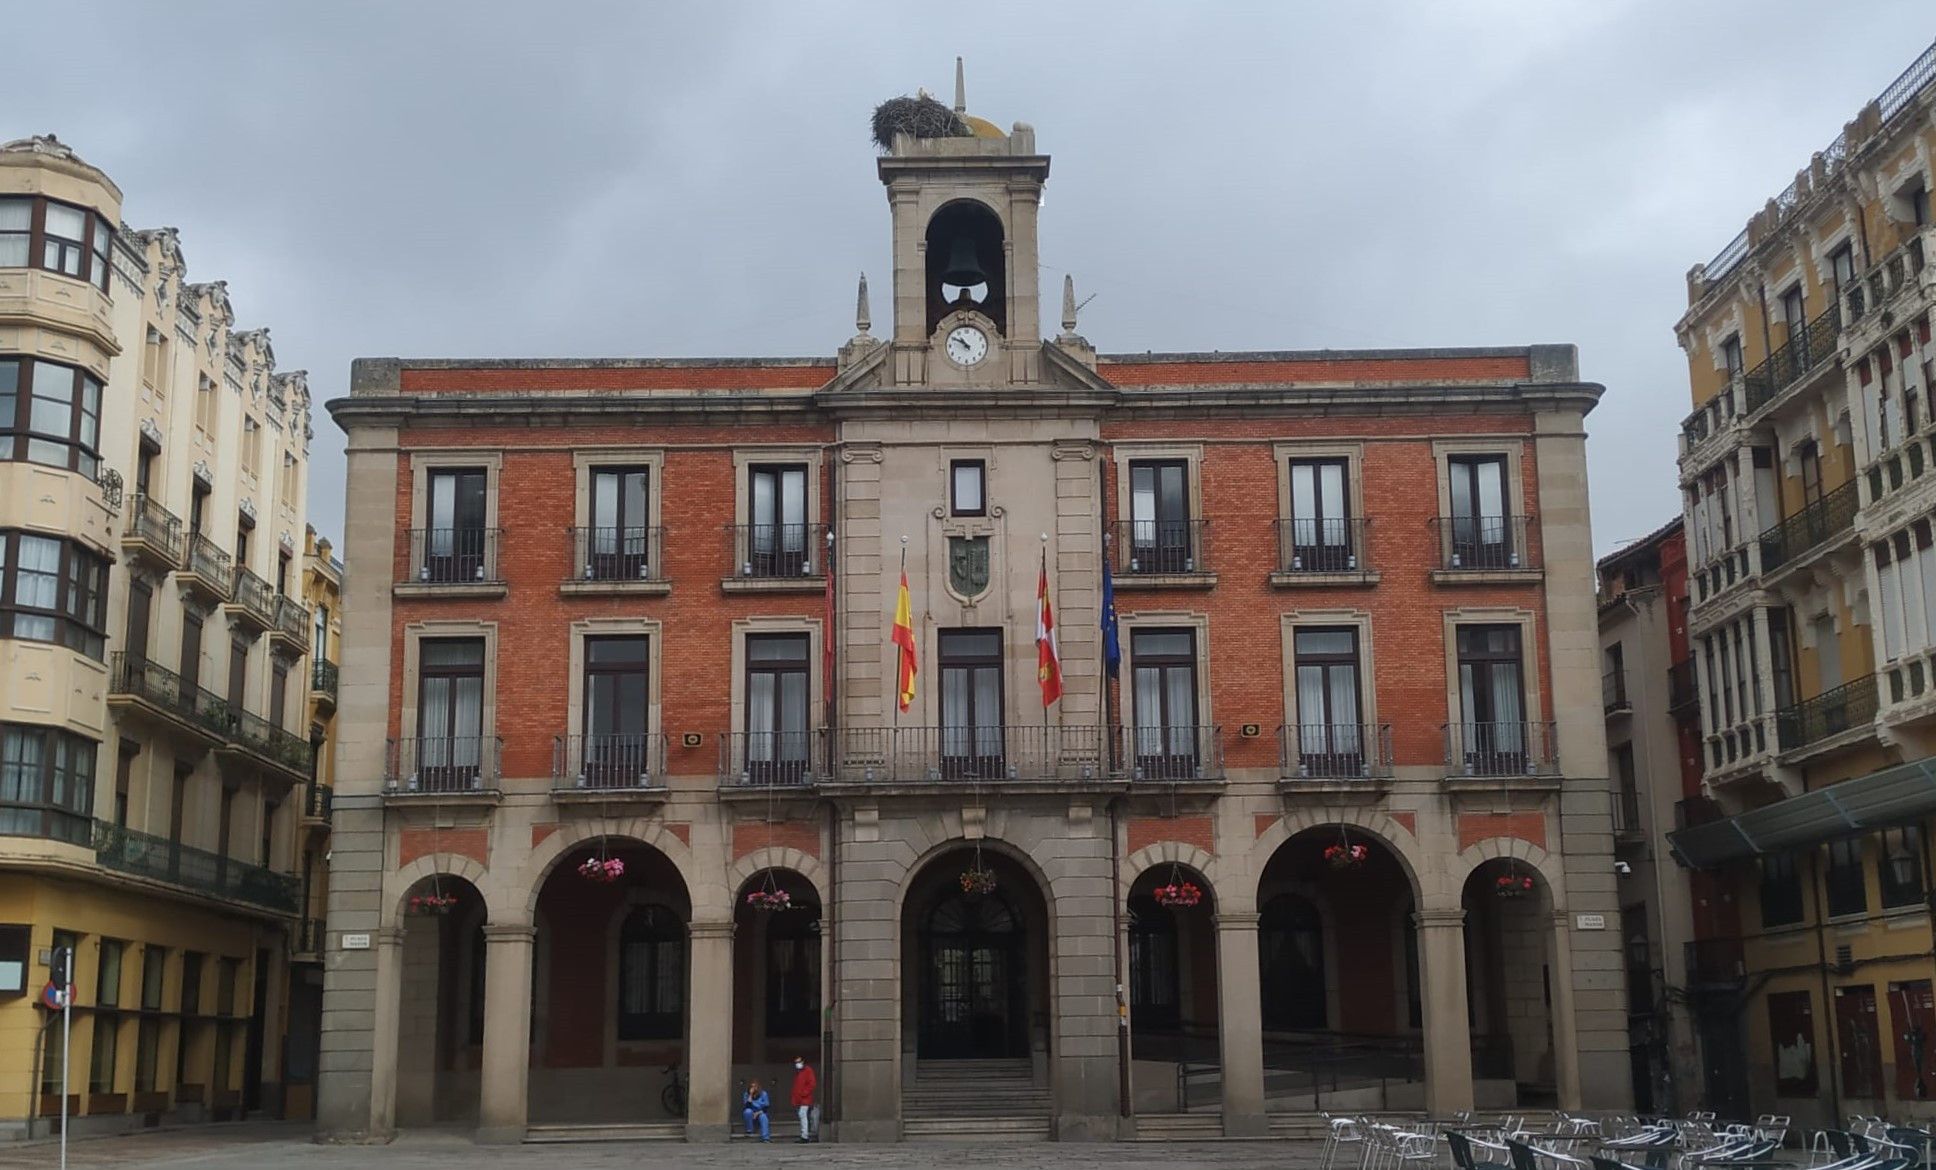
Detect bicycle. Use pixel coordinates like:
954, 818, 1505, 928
661, 1061, 687, 1118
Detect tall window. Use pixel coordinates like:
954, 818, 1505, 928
1831, 245, 1857, 303
241, 417, 260, 477
0, 195, 115, 292
1127, 460, 1193, 573
0, 357, 102, 476
1721, 335, 1745, 378
1292, 627, 1363, 777
1126, 894, 1179, 1030
90, 940, 123, 1094
194, 375, 216, 434
745, 634, 810, 783
1447, 455, 1512, 568
0, 530, 110, 659
0, 724, 97, 844
581, 635, 649, 784
764, 902, 821, 1038
950, 460, 986, 517
312, 605, 329, 661
179, 610, 204, 693
939, 629, 1004, 776
1796, 440, 1823, 510
1781, 285, 1807, 347
1259, 895, 1326, 1030
1287, 457, 1353, 571
1825, 838, 1868, 918
1761, 852, 1804, 927
587, 466, 651, 579
416, 638, 485, 789
424, 468, 487, 583
1455, 624, 1527, 771
617, 905, 684, 1040
270, 661, 289, 729
134, 946, 164, 1093
1878, 826, 1925, 910
1131, 628, 1199, 774
748, 464, 808, 576
141, 328, 168, 395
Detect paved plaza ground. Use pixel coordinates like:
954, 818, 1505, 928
0, 1124, 1331, 1169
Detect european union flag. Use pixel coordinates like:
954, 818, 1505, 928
1101, 554, 1121, 678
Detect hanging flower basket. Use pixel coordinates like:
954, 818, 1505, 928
1153, 881, 1203, 908
1494, 873, 1534, 899
1323, 842, 1369, 870
959, 866, 998, 895
579, 856, 625, 884
408, 893, 459, 915
746, 888, 792, 912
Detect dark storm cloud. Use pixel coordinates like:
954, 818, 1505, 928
5, 0, 1928, 554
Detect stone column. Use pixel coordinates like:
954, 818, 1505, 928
1214, 913, 1268, 1137
476, 925, 534, 1145
1416, 908, 1474, 1115
367, 927, 402, 1137
686, 921, 735, 1142
1549, 912, 1583, 1109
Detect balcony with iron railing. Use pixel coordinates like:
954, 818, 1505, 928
1428, 515, 1538, 579
225, 566, 277, 634
92, 821, 300, 915
562, 526, 669, 593
1276, 722, 1393, 782
1441, 720, 1559, 780
723, 523, 830, 591
1668, 658, 1700, 722
271, 594, 310, 655
1740, 304, 1841, 419
1611, 787, 1644, 839
1689, 541, 1758, 608
180, 532, 232, 604
1603, 668, 1630, 715
551, 732, 668, 795
719, 730, 824, 788
311, 659, 338, 710
1757, 480, 1859, 575
1775, 673, 1879, 758
820, 724, 1170, 786
106, 652, 230, 746
1109, 519, 1213, 586
121, 493, 184, 571
1272, 518, 1375, 584
218, 706, 313, 785
302, 782, 333, 824
1679, 380, 1748, 468
398, 527, 505, 593
1843, 225, 1933, 341
383, 735, 504, 797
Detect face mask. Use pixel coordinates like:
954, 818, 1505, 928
795, 1061, 803, 1069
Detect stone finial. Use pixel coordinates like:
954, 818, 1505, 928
954, 57, 966, 115
1060, 273, 1077, 334
856, 271, 871, 335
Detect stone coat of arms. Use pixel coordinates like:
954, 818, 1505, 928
948, 536, 991, 599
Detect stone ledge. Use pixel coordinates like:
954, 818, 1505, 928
1269, 570, 1381, 588
1429, 568, 1544, 586
391, 582, 509, 600
1110, 572, 1219, 591
557, 579, 672, 597
719, 576, 827, 594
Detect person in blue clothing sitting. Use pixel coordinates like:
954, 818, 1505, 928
742, 1079, 771, 1142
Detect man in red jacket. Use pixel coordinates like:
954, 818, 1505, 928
790, 1056, 817, 1143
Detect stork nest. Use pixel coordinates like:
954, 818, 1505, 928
871, 95, 970, 151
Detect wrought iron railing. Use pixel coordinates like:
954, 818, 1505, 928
1277, 722, 1393, 780
123, 493, 184, 563
1275, 517, 1370, 574
108, 652, 232, 740
273, 595, 309, 648
1667, 658, 1700, 719
719, 730, 823, 787
1879, 38, 1936, 121
565, 526, 667, 583
1120, 724, 1226, 781
186, 532, 231, 592
1757, 479, 1858, 572
725, 523, 829, 580
92, 821, 299, 914
550, 732, 667, 790
229, 566, 276, 626
1775, 673, 1878, 754
1741, 304, 1840, 414
1845, 229, 1929, 324
1680, 381, 1744, 452
1603, 668, 1630, 714
1441, 720, 1559, 777
384, 735, 503, 794
1612, 788, 1643, 836
311, 658, 338, 700
402, 527, 502, 585
227, 707, 313, 774
1430, 515, 1534, 571
1110, 519, 1209, 576
1703, 229, 1751, 284
302, 783, 332, 821
826, 724, 1111, 784
1684, 937, 1746, 986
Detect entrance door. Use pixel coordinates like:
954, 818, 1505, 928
921, 892, 1024, 1059
938, 629, 1004, 779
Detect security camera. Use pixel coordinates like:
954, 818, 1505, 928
1614, 860, 1632, 876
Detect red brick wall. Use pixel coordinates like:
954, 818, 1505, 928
400, 365, 832, 393
1100, 355, 1530, 386
1126, 815, 1214, 857
398, 826, 487, 869
1455, 811, 1547, 853
731, 820, 822, 863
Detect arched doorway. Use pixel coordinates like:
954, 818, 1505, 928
392, 873, 487, 1127
1461, 857, 1557, 1105
900, 845, 1051, 1071
1256, 825, 1423, 1112
1126, 863, 1219, 1114
527, 838, 691, 1125
731, 868, 822, 1090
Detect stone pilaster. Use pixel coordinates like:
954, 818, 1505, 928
1416, 908, 1474, 1115
1213, 913, 1267, 1137
686, 921, 735, 1142
476, 925, 534, 1145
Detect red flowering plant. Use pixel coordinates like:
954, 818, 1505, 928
1323, 842, 1369, 870
1153, 881, 1203, 908
579, 856, 625, 884
408, 892, 459, 915
1494, 873, 1534, 899
959, 866, 998, 895
746, 888, 792, 912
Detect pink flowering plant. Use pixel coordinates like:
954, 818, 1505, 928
579, 856, 625, 884
408, 892, 459, 915
1153, 881, 1203, 908
746, 888, 792, 912
1323, 842, 1368, 870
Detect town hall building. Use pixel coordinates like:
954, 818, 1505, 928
315, 79, 1628, 1143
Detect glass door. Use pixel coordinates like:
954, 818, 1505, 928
749, 465, 808, 576
745, 634, 810, 784
425, 469, 487, 583
1448, 455, 1510, 569
1129, 460, 1192, 573
938, 629, 1003, 778
1288, 458, 1352, 571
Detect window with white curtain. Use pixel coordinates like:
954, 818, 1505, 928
1293, 626, 1363, 775
1131, 628, 1198, 764
745, 633, 809, 779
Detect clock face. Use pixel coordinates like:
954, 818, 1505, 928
945, 325, 989, 367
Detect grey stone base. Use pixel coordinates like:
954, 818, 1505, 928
474, 1124, 525, 1145
838, 1119, 902, 1142
685, 1121, 731, 1143
1223, 1112, 1269, 1138
1053, 1113, 1119, 1141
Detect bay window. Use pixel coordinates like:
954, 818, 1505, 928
0, 723, 97, 844
0, 357, 103, 476
0, 530, 110, 659
0, 195, 115, 293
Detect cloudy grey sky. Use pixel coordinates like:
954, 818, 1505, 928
7, 1, 1931, 555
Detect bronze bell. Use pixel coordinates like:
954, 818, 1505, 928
939, 235, 987, 288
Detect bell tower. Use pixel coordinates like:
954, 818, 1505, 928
878, 66, 1050, 387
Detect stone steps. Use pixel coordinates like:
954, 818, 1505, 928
1133, 1113, 1227, 1141
902, 1115, 1054, 1142
523, 1121, 686, 1143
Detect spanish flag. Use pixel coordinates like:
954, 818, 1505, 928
891, 569, 918, 712
1036, 552, 1063, 707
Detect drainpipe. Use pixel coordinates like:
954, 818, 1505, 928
1811, 854, 1843, 1123
1110, 796, 1130, 1122
823, 795, 838, 1131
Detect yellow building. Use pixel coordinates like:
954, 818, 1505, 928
283, 525, 340, 1121
0, 135, 326, 1138
1669, 42, 1936, 1124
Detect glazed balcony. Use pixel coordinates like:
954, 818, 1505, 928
1108, 519, 1214, 587
1704, 714, 1773, 783
1860, 418, 1936, 511
179, 532, 232, 605
311, 658, 338, 713
722, 523, 829, 593
1757, 480, 1858, 576
550, 732, 668, 797
1441, 720, 1559, 780
224, 566, 277, 635
271, 595, 310, 656
1272, 517, 1376, 585
1276, 722, 1394, 782
92, 821, 300, 916
106, 653, 229, 748
1428, 515, 1539, 581
120, 493, 184, 572
718, 730, 824, 789
562, 526, 669, 595
398, 527, 505, 595
383, 735, 503, 798
1775, 673, 1879, 759
823, 724, 1114, 787
1739, 304, 1841, 420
